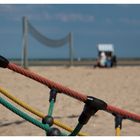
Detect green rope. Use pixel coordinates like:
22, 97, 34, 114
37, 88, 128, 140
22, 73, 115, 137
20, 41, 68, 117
69, 123, 84, 136
0, 97, 67, 136
45, 100, 54, 136
48, 100, 55, 116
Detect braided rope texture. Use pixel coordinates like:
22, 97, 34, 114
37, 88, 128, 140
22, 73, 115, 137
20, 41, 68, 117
107, 105, 140, 123
7, 63, 140, 123
7, 63, 87, 102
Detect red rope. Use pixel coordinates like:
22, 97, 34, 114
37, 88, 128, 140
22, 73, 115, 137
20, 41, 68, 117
7, 62, 140, 123
107, 105, 140, 122
7, 63, 87, 102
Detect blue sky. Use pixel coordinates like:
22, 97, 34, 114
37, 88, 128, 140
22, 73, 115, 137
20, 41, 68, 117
0, 4, 140, 59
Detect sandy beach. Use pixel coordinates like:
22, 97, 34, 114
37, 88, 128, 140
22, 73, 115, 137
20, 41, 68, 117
0, 66, 140, 136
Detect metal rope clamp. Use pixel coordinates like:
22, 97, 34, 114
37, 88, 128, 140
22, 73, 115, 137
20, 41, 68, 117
78, 96, 107, 125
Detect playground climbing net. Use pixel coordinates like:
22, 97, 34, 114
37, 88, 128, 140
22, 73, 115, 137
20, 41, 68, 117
0, 55, 140, 136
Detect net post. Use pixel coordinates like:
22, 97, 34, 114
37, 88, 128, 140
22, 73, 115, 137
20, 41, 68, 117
69, 32, 74, 67
22, 16, 29, 69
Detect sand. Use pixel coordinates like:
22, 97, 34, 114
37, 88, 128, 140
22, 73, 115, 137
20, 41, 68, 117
0, 66, 140, 136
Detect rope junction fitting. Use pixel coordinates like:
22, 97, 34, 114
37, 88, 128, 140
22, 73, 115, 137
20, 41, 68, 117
47, 88, 57, 117
113, 113, 124, 136
0, 55, 140, 136
113, 114, 124, 130
79, 96, 107, 125
70, 96, 107, 136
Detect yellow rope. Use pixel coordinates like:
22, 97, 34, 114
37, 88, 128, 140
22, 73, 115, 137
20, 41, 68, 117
115, 127, 121, 136
0, 86, 87, 136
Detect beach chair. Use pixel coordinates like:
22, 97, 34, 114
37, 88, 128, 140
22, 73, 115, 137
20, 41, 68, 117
96, 44, 117, 68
